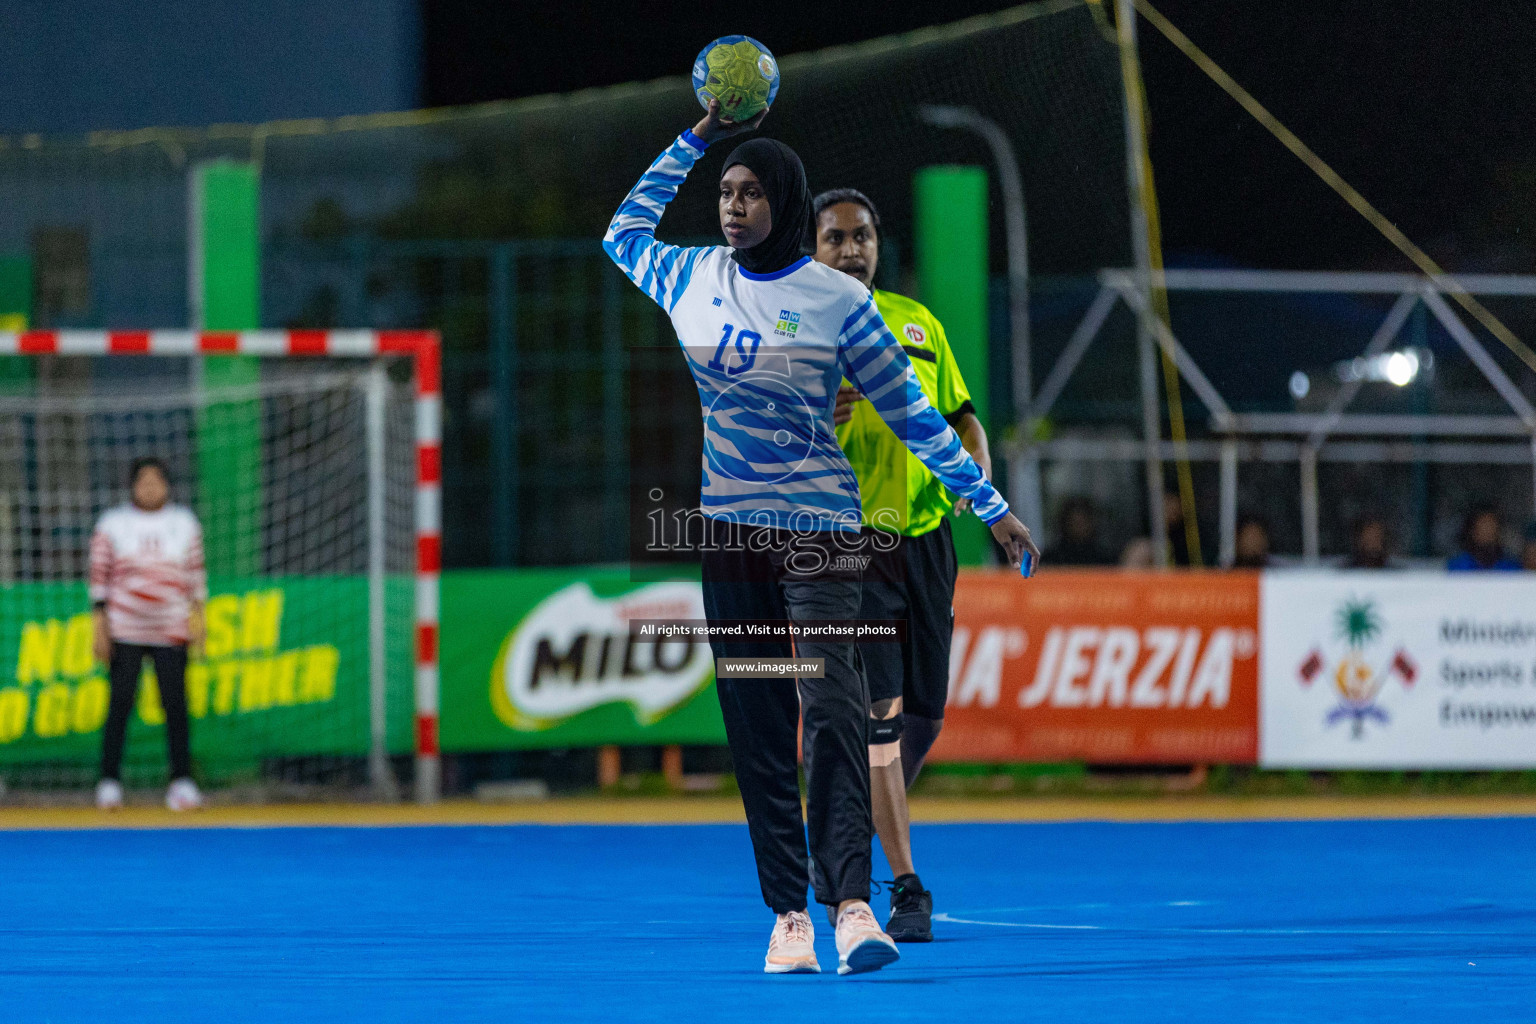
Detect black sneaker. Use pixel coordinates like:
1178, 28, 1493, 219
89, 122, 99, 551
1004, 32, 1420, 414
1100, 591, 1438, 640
886, 874, 933, 943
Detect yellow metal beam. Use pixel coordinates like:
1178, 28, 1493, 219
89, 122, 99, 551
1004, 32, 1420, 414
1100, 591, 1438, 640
1135, 0, 1536, 375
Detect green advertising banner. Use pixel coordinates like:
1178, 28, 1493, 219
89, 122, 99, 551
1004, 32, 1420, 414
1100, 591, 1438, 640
2, 566, 726, 774
0, 577, 414, 779
441, 569, 726, 751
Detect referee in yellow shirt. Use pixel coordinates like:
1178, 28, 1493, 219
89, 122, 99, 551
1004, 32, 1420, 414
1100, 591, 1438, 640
812, 188, 1003, 943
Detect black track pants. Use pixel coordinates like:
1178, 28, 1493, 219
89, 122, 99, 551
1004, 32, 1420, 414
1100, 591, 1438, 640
100, 642, 191, 782
702, 521, 870, 914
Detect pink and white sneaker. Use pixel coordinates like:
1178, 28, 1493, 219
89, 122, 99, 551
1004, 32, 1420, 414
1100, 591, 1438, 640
764, 910, 820, 974
834, 901, 900, 975
165, 778, 203, 812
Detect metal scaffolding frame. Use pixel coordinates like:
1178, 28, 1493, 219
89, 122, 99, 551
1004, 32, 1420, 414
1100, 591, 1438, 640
1009, 268, 1536, 565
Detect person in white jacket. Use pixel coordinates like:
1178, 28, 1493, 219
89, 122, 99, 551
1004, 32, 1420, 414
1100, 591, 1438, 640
89, 456, 206, 812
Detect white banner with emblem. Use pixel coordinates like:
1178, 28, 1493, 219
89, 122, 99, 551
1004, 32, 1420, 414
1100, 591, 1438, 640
1260, 571, 1536, 767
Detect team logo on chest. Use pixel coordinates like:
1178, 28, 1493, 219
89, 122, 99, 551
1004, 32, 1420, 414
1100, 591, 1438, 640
903, 323, 926, 345
774, 310, 801, 337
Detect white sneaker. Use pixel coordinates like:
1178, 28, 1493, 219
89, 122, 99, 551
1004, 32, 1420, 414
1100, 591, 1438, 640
764, 910, 820, 974
95, 779, 124, 811
165, 778, 203, 812
834, 901, 900, 975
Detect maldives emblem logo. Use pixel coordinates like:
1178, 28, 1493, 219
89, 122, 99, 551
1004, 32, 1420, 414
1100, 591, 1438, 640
1297, 597, 1416, 739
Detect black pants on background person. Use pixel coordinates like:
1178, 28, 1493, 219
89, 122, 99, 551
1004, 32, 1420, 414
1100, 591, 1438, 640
860, 517, 959, 783
101, 642, 191, 782
701, 519, 871, 915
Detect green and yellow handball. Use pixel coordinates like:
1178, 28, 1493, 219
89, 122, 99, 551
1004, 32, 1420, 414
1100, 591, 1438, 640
692, 36, 781, 122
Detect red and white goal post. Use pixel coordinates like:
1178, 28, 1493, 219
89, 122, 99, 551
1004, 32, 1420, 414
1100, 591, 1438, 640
0, 329, 442, 802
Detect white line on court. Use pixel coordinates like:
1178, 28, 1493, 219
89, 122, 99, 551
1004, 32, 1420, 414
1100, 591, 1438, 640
934, 914, 1103, 930
932, 913, 1516, 937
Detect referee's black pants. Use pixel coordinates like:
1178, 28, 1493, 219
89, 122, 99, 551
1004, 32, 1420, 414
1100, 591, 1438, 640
702, 520, 871, 915
100, 642, 192, 782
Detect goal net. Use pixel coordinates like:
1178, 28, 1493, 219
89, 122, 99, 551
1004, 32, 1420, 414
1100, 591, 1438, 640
0, 330, 440, 799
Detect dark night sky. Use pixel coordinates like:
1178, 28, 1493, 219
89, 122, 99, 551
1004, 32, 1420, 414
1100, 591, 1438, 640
423, 0, 1535, 272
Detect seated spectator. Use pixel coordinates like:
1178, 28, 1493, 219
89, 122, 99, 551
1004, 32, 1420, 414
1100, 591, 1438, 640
1346, 512, 1394, 569
1044, 496, 1115, 566
1119, 536, 1155, 569
1232, 514, 1270, 568
1447, 503, 1520, 571
1522, 521, 1536, 571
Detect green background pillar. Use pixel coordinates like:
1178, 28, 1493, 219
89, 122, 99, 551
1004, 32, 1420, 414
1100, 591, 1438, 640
915, 165, 991, 565
0, 255, 33, 393
192, 161, 262, 577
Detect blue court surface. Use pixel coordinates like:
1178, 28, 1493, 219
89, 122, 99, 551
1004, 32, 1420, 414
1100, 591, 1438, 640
4, 817, 1532, 1023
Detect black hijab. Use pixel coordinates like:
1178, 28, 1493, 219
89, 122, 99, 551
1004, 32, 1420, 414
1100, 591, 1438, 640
721, 138, 813, 275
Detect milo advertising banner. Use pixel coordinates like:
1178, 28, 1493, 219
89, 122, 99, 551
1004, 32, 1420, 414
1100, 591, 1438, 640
0, 578, 413, 776
1260, 572, 1536, 768
440, 569, 725, 750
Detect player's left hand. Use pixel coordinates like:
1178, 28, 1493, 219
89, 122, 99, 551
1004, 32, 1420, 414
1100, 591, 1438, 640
92, 611, 111, 666
832, 384, 864, 426
988, 513, 1040, 572
187, 610, 205, 660
692, 99, 769, 145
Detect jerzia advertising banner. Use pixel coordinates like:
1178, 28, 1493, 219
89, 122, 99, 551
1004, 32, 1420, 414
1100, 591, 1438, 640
1260, 572, 1536, 768
931, 571, 1261, 764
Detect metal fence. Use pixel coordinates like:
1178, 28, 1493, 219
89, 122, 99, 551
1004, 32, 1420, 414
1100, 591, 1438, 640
265, 238, 690, 569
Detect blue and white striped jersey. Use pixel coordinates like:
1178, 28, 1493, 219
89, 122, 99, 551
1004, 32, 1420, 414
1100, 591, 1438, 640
604, 131, 1009, 532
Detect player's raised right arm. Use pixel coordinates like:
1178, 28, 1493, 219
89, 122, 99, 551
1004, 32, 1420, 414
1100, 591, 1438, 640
602, 133, 712, 312
603, 101, 768, 312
